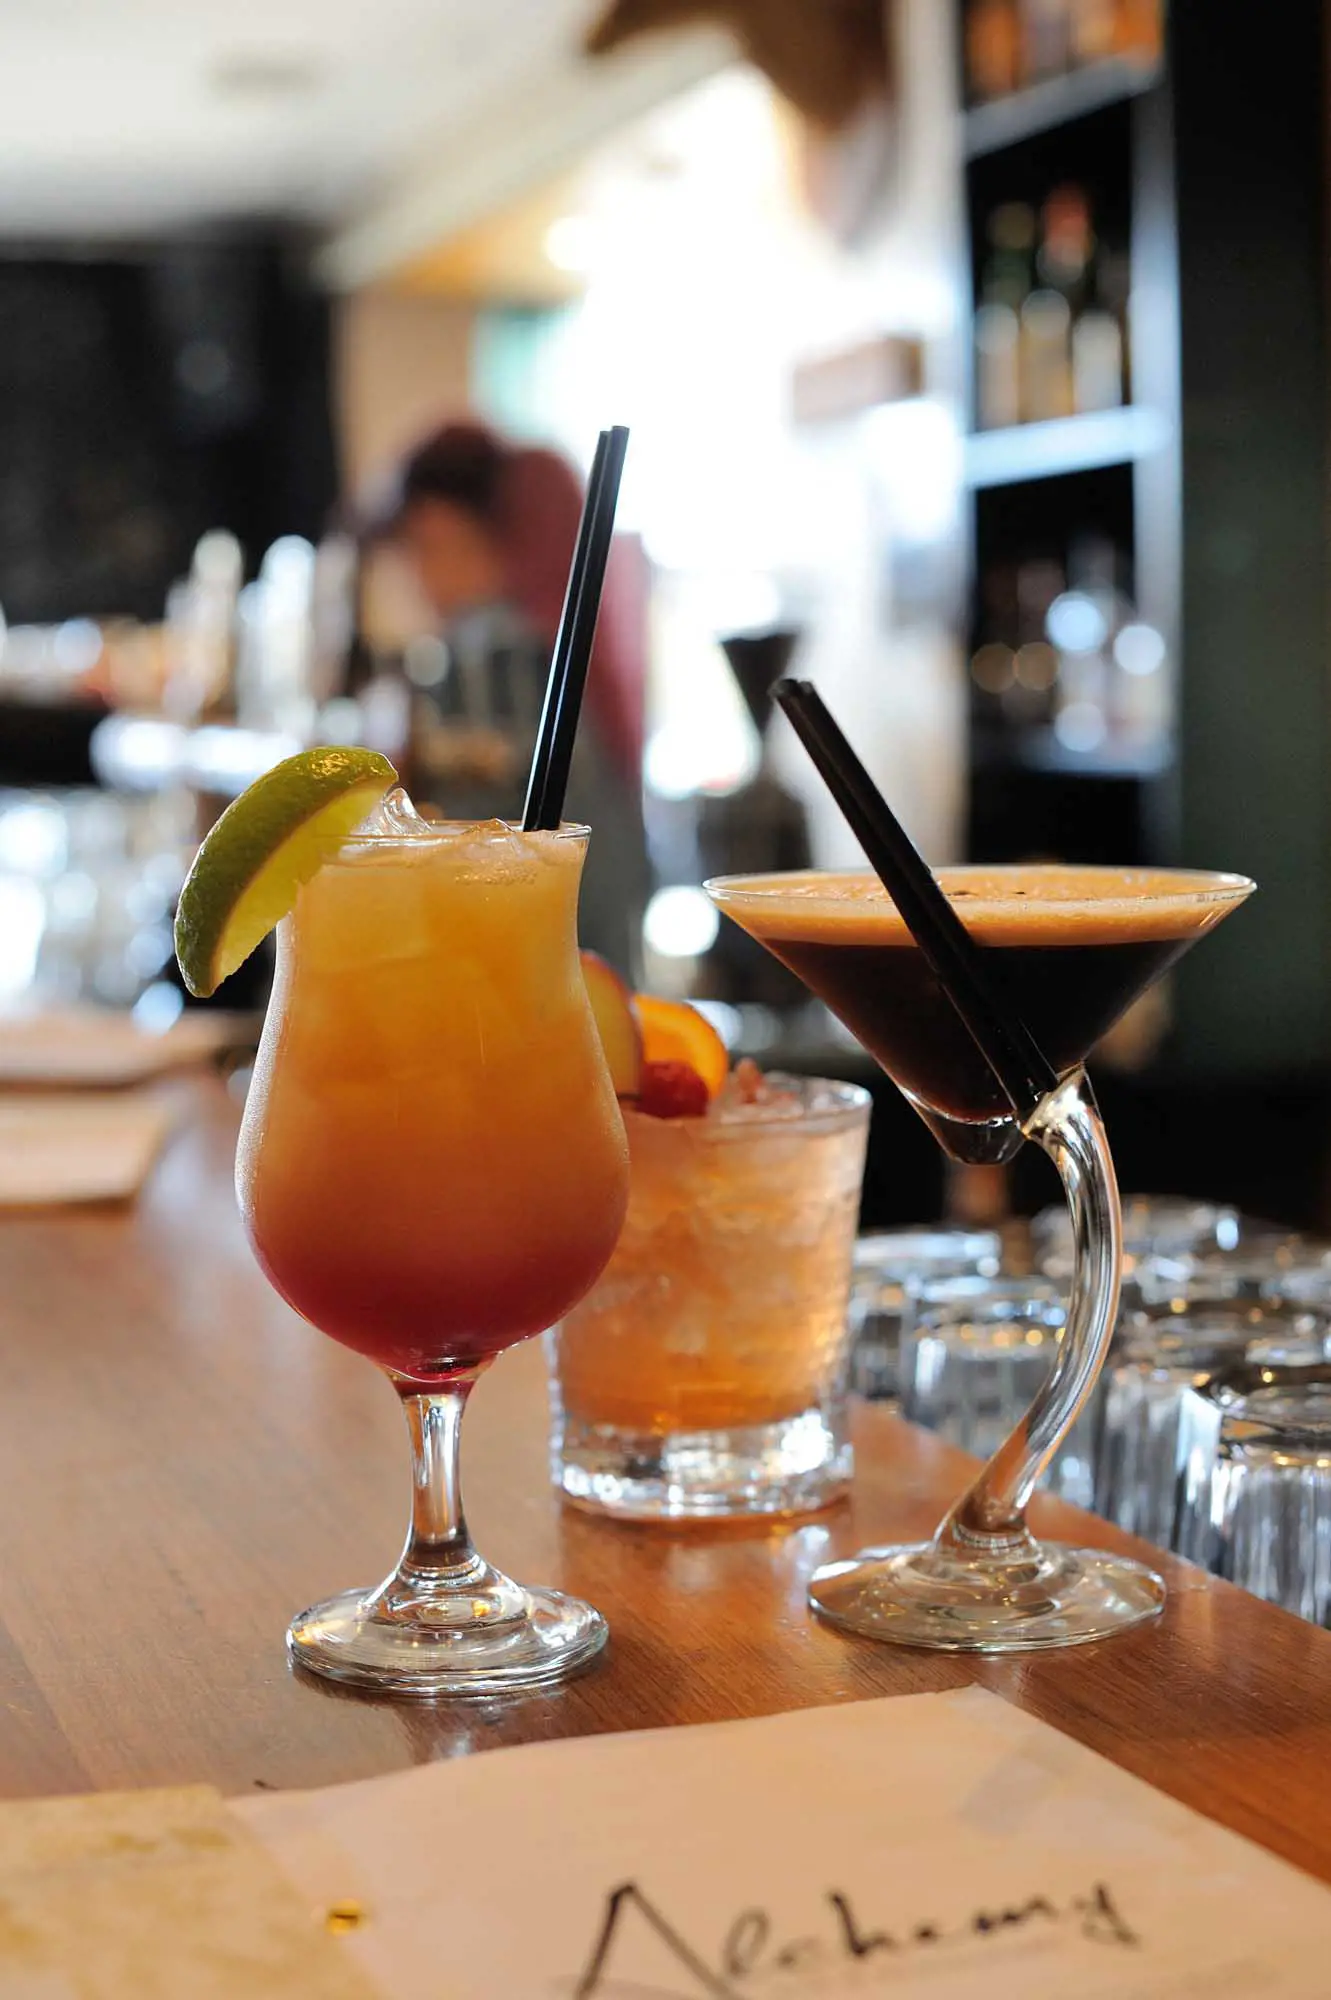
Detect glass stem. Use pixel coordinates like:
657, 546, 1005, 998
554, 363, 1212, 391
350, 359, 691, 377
937, 1068, 1122, 1552
366, 1374, 529, 1634
396, 1380, 479, 1585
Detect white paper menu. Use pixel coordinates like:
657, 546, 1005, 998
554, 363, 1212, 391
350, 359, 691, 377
236, 1685, 1331, 1999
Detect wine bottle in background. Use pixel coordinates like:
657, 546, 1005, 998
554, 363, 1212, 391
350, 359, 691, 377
975, 203, 1035, 428
1012, 556, 1065, 729
1020, 289, 1074, 420
1031, 184, 1092, 418
1037, 184, 1093, 316
1072, 306, 1125, 411
965, 0, 1021, 100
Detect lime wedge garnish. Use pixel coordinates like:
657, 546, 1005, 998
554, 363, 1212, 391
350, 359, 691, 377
174, 746, 398, 997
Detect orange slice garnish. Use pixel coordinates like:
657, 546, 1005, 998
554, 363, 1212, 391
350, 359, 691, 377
635, 995, 729, 1099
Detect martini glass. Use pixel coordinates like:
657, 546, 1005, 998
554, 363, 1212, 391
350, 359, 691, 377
707, 863, 1254, 1652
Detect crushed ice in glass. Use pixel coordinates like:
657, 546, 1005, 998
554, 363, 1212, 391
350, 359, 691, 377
711, 1058, 805, 1123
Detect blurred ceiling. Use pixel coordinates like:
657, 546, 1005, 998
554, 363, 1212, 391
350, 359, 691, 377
0, 0, 728, 281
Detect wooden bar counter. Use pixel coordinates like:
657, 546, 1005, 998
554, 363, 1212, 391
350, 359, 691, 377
3, 1080, 1330, 1883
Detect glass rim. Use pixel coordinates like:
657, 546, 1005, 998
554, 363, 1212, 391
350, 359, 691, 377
622, 1069, 870, 1137
854, 1225, 1002, 1264
1196, 1356, 1331, 1408
334, 818, 591, 848
704, 862, 1257, 913
910, 1274, 1066, 1322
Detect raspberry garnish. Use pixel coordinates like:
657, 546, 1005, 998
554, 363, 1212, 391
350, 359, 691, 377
635, 1060, 710, 1119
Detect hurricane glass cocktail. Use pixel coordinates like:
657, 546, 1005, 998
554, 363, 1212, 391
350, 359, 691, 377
708, 863, 1253, 1652
240, 816, 629, 1695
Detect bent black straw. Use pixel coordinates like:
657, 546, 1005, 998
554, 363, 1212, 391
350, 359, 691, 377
773, 678, 1060, 1123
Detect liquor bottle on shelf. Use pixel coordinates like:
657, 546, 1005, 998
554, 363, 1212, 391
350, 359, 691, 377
970, 535, 1170, 762
1072, 307, 1125, 412
1036, 184, 1093, 314
969, 555, 1065, 741
1021, 183, 1089, 422
1020, 290, 1075, 421
974, 186, 1129, 426
974, 202, 1035, 429
965, 0, 1021, 101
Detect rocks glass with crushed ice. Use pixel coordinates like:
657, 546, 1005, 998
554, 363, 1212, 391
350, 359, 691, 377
547, 1069, 870, 1519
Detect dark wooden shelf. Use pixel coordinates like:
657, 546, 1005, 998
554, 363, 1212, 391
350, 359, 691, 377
964, 53, 1164, 159
964, 405, 1171, 488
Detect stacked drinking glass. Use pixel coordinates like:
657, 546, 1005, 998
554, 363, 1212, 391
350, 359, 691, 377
853, 1197, 1331, 1629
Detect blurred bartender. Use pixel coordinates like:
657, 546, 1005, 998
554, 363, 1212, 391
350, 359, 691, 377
364, 421, 648, 974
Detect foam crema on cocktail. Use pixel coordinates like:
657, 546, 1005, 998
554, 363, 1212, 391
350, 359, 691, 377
708, 860, 1253, 1653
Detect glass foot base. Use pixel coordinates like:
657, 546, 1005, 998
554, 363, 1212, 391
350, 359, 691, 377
555, 1407, 851, 1520
808, 1539, 1165, 1654
287, 1584, 608, 1698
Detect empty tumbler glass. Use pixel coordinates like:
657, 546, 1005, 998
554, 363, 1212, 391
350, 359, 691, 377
1134, 1226, 1314, 1312
1176, 1358, 1331, 1626
1032, 1194, 1243, 1291
901, 1277, 1094, 1508
1095, 1301, 1330, 1550
848, 1228, 1001, 1403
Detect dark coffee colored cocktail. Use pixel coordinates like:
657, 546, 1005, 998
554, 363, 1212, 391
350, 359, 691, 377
710, 866, 1250, 1161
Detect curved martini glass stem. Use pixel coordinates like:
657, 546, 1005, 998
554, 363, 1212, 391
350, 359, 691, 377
936, 1069, 1121, 1552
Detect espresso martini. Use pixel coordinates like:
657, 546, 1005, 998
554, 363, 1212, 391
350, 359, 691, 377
708, 865, 1253, 1160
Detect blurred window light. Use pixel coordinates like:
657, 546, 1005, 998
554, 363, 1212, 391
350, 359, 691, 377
1114, 622, 1167, 677
47, 871, 97, 926
0, 801, 66, 876
126, 926, 173, 981
544, 215, 602, 274
1054, 702, 1108, 753
645, 727, 710, 801
90, 715, 187, 792
865, 399, 963, 544
1046, 591, 1109, 655
0, 879, 45, 1000
691, 998, 741, 1048
185, 727, 301, 794
643, 885, 720, 959
133, 982, 185, 1035
697, 572, 783, 637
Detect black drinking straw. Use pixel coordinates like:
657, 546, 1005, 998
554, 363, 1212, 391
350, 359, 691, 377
522, 425, 630, 831
773, 678, 1060, 1125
